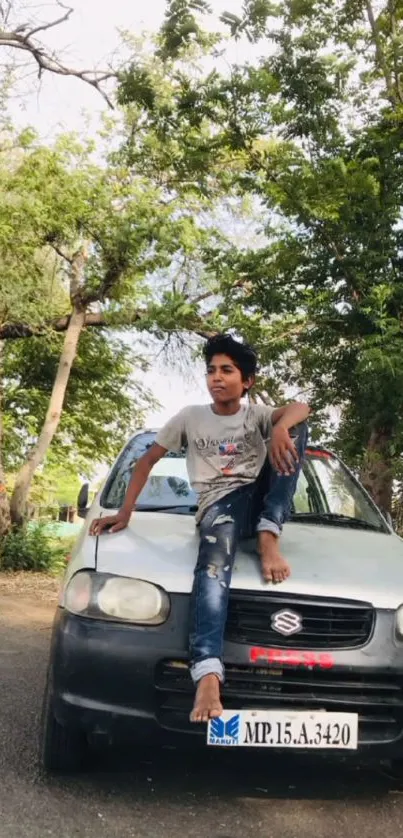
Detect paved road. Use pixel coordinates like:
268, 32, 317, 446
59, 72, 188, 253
1, 594, 403, 838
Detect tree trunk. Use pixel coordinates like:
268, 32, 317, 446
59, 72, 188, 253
359, 427, 394, 516
10, 306, 86, 526
0, 341, 11, 538
392, 482, 403, 536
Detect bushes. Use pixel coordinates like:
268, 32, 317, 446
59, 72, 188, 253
0, 523, 68, 572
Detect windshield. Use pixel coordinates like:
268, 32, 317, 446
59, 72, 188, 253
101, 433, 387, 531
102, 432, 196, 513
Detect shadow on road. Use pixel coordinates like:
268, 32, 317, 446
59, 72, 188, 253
36, 747, 403, 838
40, 745, 398, 802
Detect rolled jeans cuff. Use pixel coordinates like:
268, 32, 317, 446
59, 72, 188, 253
256, 517, 281, 537
190, 657, 224, 685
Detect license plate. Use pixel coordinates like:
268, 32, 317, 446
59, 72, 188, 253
207, 710, 358, 749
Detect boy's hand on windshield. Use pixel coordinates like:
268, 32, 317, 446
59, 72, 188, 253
89, 512, 130, 536
269, 424, 298, 476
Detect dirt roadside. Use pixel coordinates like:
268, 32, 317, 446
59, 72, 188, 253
0, 571, 59, 625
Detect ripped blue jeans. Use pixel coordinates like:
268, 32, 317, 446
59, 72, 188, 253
189, 422, 308, 684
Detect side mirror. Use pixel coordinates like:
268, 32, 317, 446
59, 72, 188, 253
77, 483, 89, 519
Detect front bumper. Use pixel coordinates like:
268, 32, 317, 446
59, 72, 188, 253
49, 595, 403, 755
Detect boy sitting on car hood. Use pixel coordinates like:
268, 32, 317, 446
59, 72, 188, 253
90, 334, 310, 724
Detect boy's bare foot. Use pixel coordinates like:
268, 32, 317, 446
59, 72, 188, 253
190, 674, 223, 723
258, 531, 291, 584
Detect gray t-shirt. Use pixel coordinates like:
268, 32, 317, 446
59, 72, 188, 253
155, 403, 274, 522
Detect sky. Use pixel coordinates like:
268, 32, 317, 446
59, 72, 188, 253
7, 0, 250, 426
10, 0, 251, 137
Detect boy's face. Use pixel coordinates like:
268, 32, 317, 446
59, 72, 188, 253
206, 353, 253, 404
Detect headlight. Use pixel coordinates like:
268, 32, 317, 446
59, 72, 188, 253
64, 571, 92, 614
396, 605, 403, 639
63, 571, 170, 625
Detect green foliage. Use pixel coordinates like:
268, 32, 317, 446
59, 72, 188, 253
30, 467, 82, 509
0, 523, 66, 572
0, 118, 225, 517
157, 0, 217, 60
116, 0, 403, 509
0, 124, 221, 332
4, 0, 403, 516
3, 329, 155, 474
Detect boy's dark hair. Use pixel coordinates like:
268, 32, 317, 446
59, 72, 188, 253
203, 334, 258, 380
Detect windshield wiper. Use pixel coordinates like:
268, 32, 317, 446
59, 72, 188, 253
292, 512, 385, 532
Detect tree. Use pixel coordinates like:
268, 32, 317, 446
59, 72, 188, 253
0, 124, 223, 531
116, 0, 403, 515
0, 126, 64, 531
0, 342, 9, 535
3, 329, 155, 475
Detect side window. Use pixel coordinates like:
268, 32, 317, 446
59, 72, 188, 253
292, 469, 312, 513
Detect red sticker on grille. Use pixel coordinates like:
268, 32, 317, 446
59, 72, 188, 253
250, 647, 335, 669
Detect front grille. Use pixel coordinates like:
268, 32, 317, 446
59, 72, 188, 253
225, 593, 374, 649
155, 661, 403, 745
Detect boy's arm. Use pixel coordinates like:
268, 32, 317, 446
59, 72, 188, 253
89, 443, 167, 536
272, 402, 310, 429
270, 402, 310, 476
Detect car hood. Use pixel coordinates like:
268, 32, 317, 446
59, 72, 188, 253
94, 512, 403, 609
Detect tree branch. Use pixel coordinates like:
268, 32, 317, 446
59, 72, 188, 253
0, 308, 215, 341
51, 242, 72, 264
0, 1, 115, 108
0, 311, 110, 339
365, 0, 397, 105
20, 1, 72, 38
387, 0, 403, 105
255, 390, 274, 406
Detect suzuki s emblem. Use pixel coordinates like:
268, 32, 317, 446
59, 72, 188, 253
271, 609, 302, 636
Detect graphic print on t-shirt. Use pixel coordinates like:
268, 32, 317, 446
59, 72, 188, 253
195, 435, 253, 476
218, 440, 244, 475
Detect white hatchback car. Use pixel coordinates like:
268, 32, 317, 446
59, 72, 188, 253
40, 430, 403, 771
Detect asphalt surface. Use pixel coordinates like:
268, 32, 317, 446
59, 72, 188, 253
1, 594, 403, 838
